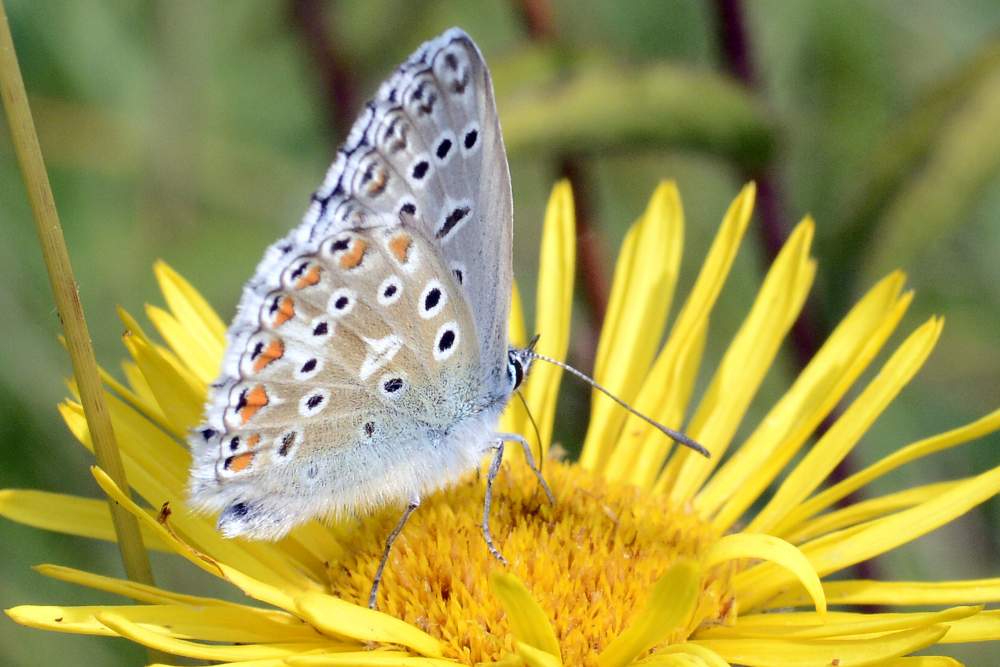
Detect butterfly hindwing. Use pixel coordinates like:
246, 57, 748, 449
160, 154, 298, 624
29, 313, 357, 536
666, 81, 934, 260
189, 226, 483, 539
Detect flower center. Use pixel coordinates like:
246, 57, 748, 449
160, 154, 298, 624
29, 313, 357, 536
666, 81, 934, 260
325, 459, 733, 663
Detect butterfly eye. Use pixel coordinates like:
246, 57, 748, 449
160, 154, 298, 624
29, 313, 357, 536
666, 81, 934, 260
507, 354, 525, 390
419, 280, 448, 319
433, 321, 460, 362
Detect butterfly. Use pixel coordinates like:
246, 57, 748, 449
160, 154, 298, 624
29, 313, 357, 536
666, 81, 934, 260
188, 28, 551, 604
188, 28, 705, 607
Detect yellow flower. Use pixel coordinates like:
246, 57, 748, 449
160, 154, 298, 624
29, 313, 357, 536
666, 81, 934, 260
4, 182, 1000, 666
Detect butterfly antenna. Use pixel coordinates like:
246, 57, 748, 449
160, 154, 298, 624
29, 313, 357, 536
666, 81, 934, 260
515, 389, 544, 473
526, 351, 710, 458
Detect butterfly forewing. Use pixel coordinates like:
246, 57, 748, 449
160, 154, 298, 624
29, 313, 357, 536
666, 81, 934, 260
313, 30, 512, 377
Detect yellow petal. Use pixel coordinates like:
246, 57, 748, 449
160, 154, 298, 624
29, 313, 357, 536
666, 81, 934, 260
146, 304, 219, 385
478, 655, 526, 667
585, 182, 683, 467
9, 602, 325, 643
490, 572, 561, 660
703, 533, 825, 615
89, 466, 310, 612
96, 611, 330, 661
776, 406, 1000, 534
598, 559, 701, 667
594, 183, 755, 483
692, 626, 948, 667
663, 218, 815, 502
123, 334, 204, 432
67, 382, 326, 588
880, 659, 962, 667
636, 644, 730, 667
736, 462, 1000, 611
765, 577, 1000, 609
509, 280, 527, 349
632, 654, 706, 667
0, 489, 170, 550
63, 400, 314, 587
938, 609, 1000, 643
782, 479, 960, 544
747, 316, 943, 534
94, 359, 174, 438
150, 660, 288, 667
34, 563, 244, 607
6, 604, 116, 637
516, 641, 563, 667
696, 605, 980, 639
154, 259, 226, 351
523, 181, 575, 458
293, 592, 443, 658
288, 652, 457, 666
705, 273, 911, 530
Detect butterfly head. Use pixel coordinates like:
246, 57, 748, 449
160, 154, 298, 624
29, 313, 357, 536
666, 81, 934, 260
506, 334, 540, 393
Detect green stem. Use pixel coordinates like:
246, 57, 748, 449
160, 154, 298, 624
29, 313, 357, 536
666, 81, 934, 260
0, 0, 158, 601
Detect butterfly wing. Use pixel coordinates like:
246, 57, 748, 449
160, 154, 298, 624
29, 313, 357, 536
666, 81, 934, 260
312, 28, 513, 382
190, 29, 512, 539
190, 226, 484, 539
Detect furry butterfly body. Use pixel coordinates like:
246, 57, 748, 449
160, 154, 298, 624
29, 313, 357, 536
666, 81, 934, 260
188, 29, 527, 541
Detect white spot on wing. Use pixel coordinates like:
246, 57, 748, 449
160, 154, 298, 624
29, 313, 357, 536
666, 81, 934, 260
299, 389, 330, 417
419, 279, 448, 319
433, 321, 460, 361
359, 334, 403, 380
377, 275, 403, 306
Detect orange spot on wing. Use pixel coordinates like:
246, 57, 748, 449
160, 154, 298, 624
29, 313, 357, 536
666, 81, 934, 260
295, 264, 322, 289
240, 384, 269, 423
252, 338, 285, 373
338, 239, 368, 270
273, 296, 295, 327
227, 452, 254, 472
389, 233, 412, 263
246, 433, 260, 449
366, 168, 388, 196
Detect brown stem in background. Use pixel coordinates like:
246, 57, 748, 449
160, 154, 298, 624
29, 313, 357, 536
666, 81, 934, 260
515, 0, 557, 41
713, 0, 881, 591
290, 0, 358, 139
517, 0, 609, 346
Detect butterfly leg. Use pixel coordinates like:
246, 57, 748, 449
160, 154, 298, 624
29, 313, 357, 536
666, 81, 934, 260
481, 441, 509, 565
494, 432, 555, 505
369, 495, 421, 609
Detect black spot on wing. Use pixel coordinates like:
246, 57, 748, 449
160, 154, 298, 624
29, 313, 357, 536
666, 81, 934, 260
436, 206, 470, 239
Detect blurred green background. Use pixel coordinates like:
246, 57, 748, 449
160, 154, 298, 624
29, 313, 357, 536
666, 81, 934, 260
2, 1, 999, 664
